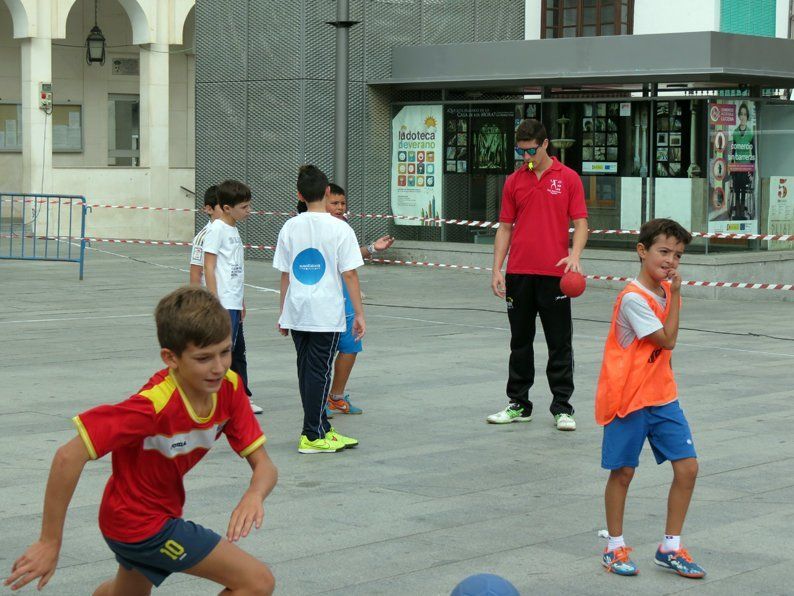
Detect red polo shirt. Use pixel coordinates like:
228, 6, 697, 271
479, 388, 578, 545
499, 157, 587, 277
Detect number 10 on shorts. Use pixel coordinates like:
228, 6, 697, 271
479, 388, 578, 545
160, 539, 186, 561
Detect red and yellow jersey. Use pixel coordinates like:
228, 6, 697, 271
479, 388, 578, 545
72, 368, 265, 542
595, 281, 679, 426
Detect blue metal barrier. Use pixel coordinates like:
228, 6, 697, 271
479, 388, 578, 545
0, 193, 87, 280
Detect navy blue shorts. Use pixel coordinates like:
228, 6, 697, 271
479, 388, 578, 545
601, 401, 697, 470
104, 518, 222, 587
337, 314, 363, 354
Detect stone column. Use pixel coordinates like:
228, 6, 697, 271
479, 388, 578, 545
139, 42, 170, 236
20, 36, 52, 195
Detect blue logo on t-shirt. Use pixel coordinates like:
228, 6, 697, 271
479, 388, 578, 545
292, 248, 326, 285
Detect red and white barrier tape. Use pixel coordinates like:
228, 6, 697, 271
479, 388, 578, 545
368, 257, 492, 272
352, 214, 794, 242
0, 233, 275, 251
2, 232, 791, 291
583, 273, 794, 291
83, 237, 277, 251
4, 198, 793, 242
367, 259, 794, 291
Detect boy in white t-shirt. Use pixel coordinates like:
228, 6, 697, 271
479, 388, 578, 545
202, 180, 263, 415
189, 185, 222, 286
273, 165, 365, 454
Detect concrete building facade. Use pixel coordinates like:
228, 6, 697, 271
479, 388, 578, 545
0, 0, 195, 240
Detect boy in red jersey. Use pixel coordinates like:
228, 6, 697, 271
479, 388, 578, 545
5, 286, 277, 594
596, 219, 704, 579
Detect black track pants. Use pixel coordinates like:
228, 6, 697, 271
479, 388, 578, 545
505, 274, 574, 416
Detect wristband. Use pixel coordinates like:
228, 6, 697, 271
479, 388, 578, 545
366, 242, 378, 254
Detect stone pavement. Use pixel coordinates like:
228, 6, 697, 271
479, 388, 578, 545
1, 244, 793, 595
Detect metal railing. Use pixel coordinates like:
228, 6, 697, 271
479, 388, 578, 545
0, 193, 87, 280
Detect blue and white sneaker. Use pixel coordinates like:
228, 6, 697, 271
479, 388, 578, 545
654, 547, 706, 578
602, 546, 639, 576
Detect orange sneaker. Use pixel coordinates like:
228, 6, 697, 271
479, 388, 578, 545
327, 393, 363, 415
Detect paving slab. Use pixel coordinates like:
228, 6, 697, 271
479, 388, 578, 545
1, 244, 793, 595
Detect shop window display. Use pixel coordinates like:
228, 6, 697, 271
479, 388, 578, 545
582, 102, 620, 175
654, 101, 686, 177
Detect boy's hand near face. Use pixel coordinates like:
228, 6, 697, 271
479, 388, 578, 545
667, 268, 682, 293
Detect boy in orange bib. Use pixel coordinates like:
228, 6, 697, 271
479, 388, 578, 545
595, 219, 705, 579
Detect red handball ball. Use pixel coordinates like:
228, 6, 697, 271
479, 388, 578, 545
560, 271, 586, 298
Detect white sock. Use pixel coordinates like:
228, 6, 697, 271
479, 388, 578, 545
663, 534, 680, 551
607, 535, 625, 551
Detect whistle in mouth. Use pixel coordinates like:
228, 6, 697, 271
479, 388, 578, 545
527, 161, 535, 171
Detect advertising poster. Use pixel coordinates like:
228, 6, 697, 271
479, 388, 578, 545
391, 105, 443, 226
707, 100, 758, 234
768, 176, 794, 250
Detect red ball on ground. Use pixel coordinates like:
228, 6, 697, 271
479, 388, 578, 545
560, 271, 586, 298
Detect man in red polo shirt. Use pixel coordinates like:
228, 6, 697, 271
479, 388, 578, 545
487, 119, 589, 431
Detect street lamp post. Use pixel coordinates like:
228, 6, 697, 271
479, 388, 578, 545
327, 0, 359, 190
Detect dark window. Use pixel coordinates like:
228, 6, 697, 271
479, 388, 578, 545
542, 0, 634, 38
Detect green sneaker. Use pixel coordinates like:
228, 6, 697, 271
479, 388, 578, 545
554, 413, 576, 431
327, 427, 358, 448
298, 435, 340, 454
486, 403, 532, 424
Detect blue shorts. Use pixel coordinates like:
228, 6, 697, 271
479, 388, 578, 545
104, 518, 221, 587
337, 315, 363, 354
601, 401, 697, 470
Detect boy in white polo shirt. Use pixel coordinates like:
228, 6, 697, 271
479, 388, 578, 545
202, 179, 262, 415
273, 165, 365, 454
189, 185, 221, 285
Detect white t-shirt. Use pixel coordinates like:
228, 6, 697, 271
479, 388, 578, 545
189, 221, 212, 286
273, 212, 364, 332
202, 219, 244, 310
615, 280, 665, 349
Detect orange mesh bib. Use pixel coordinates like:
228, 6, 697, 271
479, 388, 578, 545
595, 281, 678, 426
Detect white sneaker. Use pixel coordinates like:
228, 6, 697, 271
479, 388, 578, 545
554, 413, 576, 431
486, 403, 532, 424
249, 399, 263, 415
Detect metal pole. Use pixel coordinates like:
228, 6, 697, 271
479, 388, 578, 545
328, 0, 359, 191
648, 83, 658, 221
